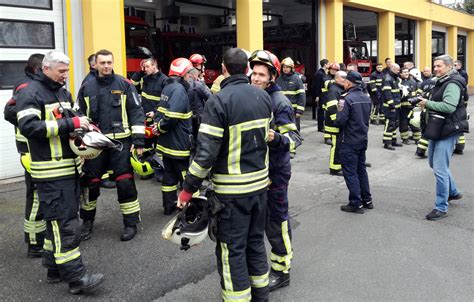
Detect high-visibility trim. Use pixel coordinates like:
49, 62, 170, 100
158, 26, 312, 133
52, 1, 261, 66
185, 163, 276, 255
158, 107, 192, 119
121, 95, 129, 132
386, 100, 394, 105
417, 144, 428, 150
17, 108, 41, 121
131, 125, 145, 135
325, 126, 339, 133
401, 101, 411, 106
220, 242, 233, 291
24, 219, 46, 233
250, 272, 269, 288
105, 130, 131, 140
295, 105, 305, 112
156, 144, 190, 157
277, 123, 297, 134
326, 100, 338, 107
391, 89, 400, 93
15, 128, 27, 142
120, 200, 140, 215
156, 120, 167, 134
330, 113, 337, 121
213, 177, 269, 195
51, 220, 61, 253
44, 102, 72, 111
161, 185, 178, 192
142, 91, 160, 101
45, 120, 59, 138
213, 167, 268, 184
84, 96, 91, 117
382, 86, 392, 91
189, 161, 211, 179
43, 239, 53, 252
54, 247, 81, 265
222, 288, 251, 302
199, 123, 224, 137
329, 135, 341, 170
281, 89, 305, 95
284, 132, 296, 154
30, 158, 81, 179
82, 200, 97, 211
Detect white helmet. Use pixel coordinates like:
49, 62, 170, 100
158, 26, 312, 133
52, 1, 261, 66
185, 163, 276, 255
69, 124, 122, 159
242, 49, 253, 77
409, 68, 422, 82
410, 107, 422, 128
162, 196, 209, 251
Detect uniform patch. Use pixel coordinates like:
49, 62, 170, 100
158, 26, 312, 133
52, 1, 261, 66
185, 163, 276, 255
111, 90, 123, 94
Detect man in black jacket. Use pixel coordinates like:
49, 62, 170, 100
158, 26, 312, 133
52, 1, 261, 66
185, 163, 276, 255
312, 59, 329, 123
178, 48, 272, 302
77, 49, 145, 241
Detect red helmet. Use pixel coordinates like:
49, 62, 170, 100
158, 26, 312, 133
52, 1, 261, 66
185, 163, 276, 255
189, 54, 207, 66
249, 50, 280, 78
329, 62, 340, 71
169, 58, 194, 77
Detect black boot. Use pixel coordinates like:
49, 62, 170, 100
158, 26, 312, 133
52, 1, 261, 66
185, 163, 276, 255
329, 170, 343, 176
269, 271, 290, 292
68, 273, 104, 294
402, 139, 411, 145
453, 149, 464, 155
27, 244, 43, 258
81, 220, 94, 241
384, 144, 395, 150
340, 203, 364, 214
324, 138, 332, 145
392, 140, 403, 147
415, 150, 427, 158
120, 225, 137, 241
46, 269, 61, 284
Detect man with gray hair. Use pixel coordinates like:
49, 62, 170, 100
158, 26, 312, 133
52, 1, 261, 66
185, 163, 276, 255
418, 54, 469, 220
16, 51, 104, 294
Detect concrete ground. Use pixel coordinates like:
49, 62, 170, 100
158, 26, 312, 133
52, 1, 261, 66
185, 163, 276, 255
0, 104, 472, 301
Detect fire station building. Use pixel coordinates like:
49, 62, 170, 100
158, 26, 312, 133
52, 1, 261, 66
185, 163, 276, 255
1, 0, 473, 179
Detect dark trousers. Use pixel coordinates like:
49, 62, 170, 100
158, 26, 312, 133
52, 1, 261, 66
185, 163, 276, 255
329, 134, 342, 173
266, 166, 292, 275
161, 156, 189, 211
455, 134, 465, 152
216, 191, 269, 302
24, 166, 45, 246
340, 143, 372, 207
317, 103, 325, 132
399, 107, 421, 141
383, 108, 400, 144
37, 178, 85, 282
416, 136, 429, 155
80, 137, 140, 227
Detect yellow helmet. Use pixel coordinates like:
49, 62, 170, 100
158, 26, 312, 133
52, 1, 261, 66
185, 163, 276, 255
281, 57, 294, 69
20, 153, 32, 173
130, 149, 155, 177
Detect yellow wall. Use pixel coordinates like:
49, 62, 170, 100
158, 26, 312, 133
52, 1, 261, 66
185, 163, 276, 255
325, 0, 344, 63
64, 0, 75, 96
82, 0, 126, 76
447, 26, 458, 61
468, 31, 474, 87
236, 0, 263, 51
378, 11, 395, 66
418, 20, 432, 70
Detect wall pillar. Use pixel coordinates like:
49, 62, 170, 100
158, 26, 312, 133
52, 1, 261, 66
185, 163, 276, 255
447, 26, 458, 60
325, 0, 343, 63
236, 0, 263, 51
82, 0, 126, 76
418, 19, 432, 70
467, 31, 474, 87
378, 11, 395, 65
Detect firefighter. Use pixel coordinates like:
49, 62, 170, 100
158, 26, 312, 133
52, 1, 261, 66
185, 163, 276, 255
368, 63, 385, 125
16, 51, 103, 294
382, 63, 403, 150
3, 53, 45, 258
415, 76, 436, 158
320, 63, 340, 145
325, 70, 347, 176
153, 58, 194, 216
189, 53, 207, 82
276, 57, 306, 131
77, 49, 145, 242
453, 60, 468, 155
399, 67, 421, 144
382, 57, 392, 75
312, 59, 329, 123
177, 48, 272, 301
188, 68, 212, 150
249, 50, 301, 291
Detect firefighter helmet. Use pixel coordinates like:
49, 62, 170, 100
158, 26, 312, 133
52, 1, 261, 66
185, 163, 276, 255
249, 50, 280, 78
329, 62, 340, 70
162, 196, 209, 251
281, 57, 295, 69
69, 124, 122, 160
130, 148, 162, 177
20, 153, 32, 173
409, 68, 422, 82
169, 58, 194, 77
189, 54, 207, 66
410, 107, 422, 128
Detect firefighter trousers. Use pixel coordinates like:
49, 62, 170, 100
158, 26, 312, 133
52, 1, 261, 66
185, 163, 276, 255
161, 156, 189, 211
399, 107, 421, 141
329, 133, 342, 173
416, 136, 429, 155
37, 178, 86, 282
383, 109, 400, 145
80, 137, 140, 227
24, 166, 45, 246
266, 167, 292, 276
216, 191, 269, 302
455, 134, 465, 152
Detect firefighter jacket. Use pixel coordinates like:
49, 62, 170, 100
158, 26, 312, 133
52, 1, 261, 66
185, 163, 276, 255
131, 70, 168, 114
368, 70, 384, 99
418, 77, 436, 99
3, 71, 35, 154
154, 76, 192, 159
81, 68, 96, 86
77, 72, 145, 147
15, 70, 82, 182
188, 79, 212, 116
382, 71, 402, 111
312, 68, 326, 99
265, 84, 299, 170
400, 78, 418, 108
319, 73, 335, 110
335, 85, 371, 146
182, 74, 272, 197
276, 72, 306, 115
324, 83, 345, 134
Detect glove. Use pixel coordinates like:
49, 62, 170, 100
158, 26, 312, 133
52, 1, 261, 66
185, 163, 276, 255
177, 190, 193, 208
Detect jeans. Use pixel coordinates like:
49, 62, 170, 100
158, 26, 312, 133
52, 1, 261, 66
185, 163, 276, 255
428, 133, 460, 212
340, 143, 372, 207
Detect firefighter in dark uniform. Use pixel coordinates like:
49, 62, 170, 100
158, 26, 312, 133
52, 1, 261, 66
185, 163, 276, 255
77, 49, 145, 242
187, 68, 212, 148
335, 71, 373, 213
454, 60, 468, 155
320, 63, 340, 145
415, 76, 436, 158
3, 53, 45, 258
16, 51, 103, 294
368, 63, 385, 124
325, 70, 347, 175
130, 57, 168, 149
178, 48, 272, 302
312, 59, 329, 126
276, 57, 306, 131
382, 63, 403, 150
249, 50, 301, 291
399, 67, 421, 144
153, 58, 193, 215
